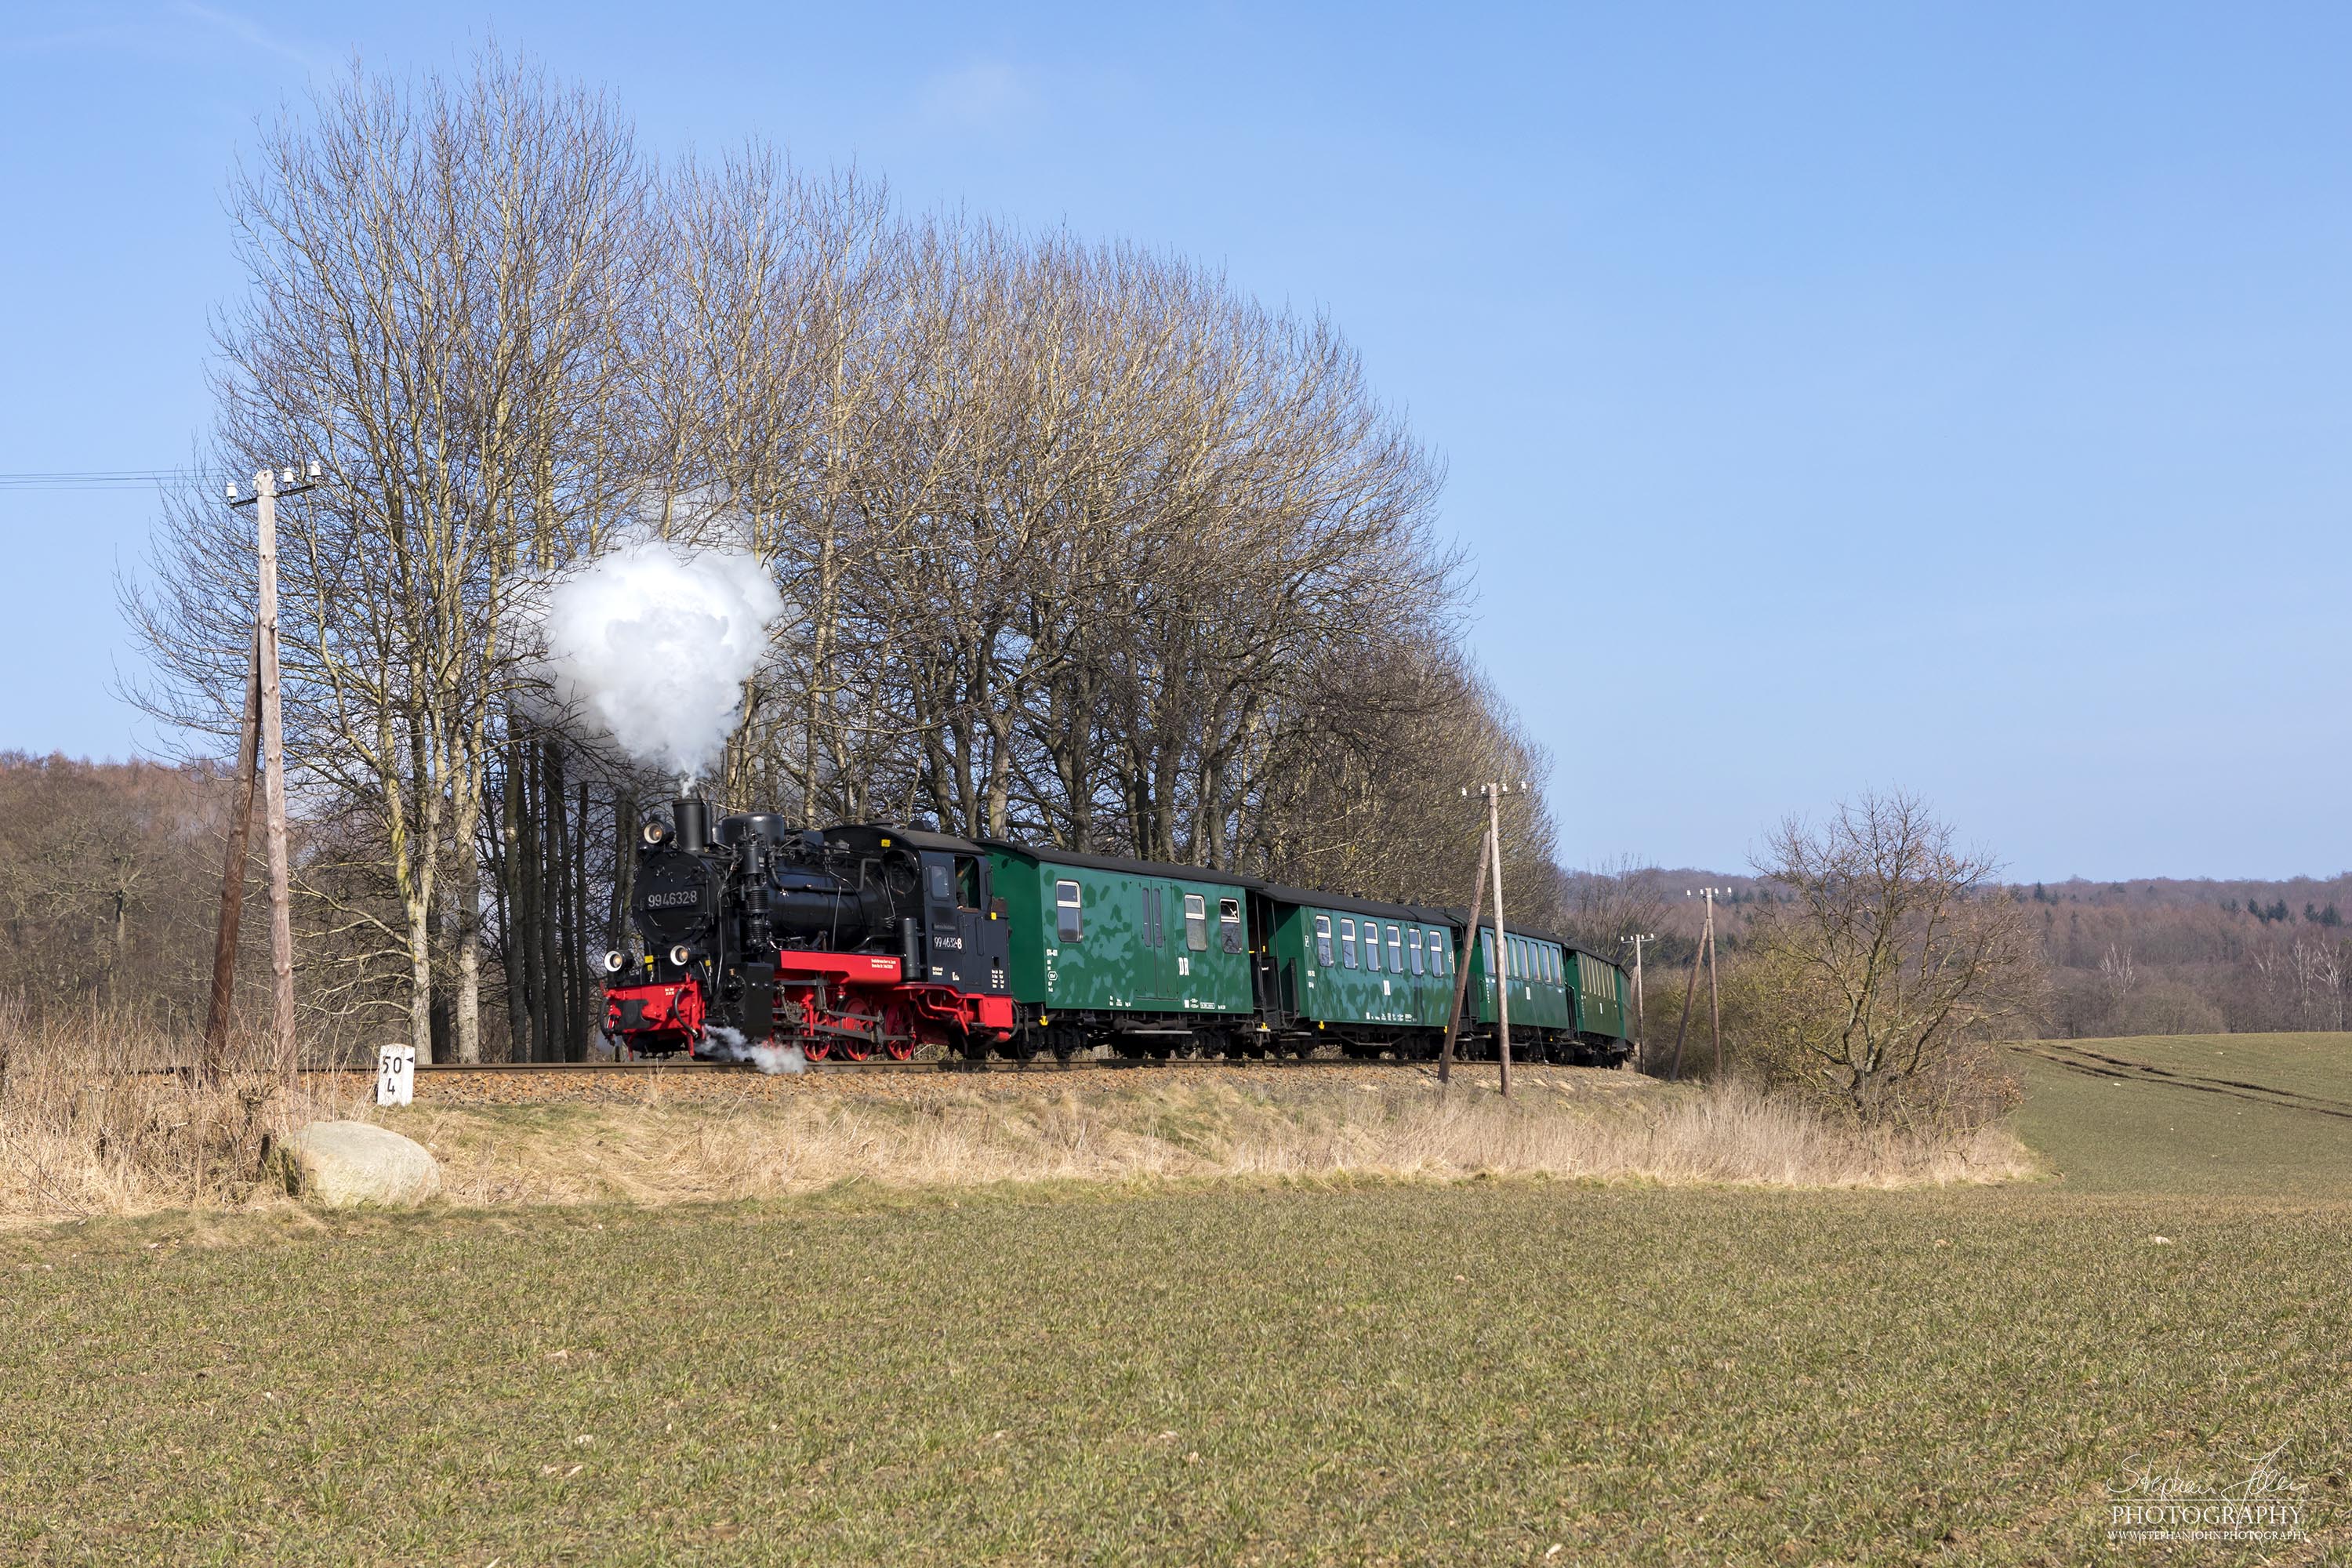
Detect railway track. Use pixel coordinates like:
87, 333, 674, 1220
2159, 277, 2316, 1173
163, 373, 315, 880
298, 1053, 1432, 1078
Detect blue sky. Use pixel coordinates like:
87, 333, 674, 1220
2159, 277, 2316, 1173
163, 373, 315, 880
2, 2, 2347, 881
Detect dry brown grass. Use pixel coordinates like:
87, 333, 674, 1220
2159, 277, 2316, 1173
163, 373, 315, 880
0, 998, 2035, 1223
0, 996, 363, 1222
385, 1069, 2037, 1210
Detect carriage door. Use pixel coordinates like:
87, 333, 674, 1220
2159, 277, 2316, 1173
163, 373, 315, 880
1138, 884, 1174, 1005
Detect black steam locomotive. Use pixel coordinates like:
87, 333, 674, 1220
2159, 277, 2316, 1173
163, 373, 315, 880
603, 799, 1015, 1061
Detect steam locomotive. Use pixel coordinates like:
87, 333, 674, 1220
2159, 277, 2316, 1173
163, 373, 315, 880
601, 800, 1015, 1062
604, 797, 1638, 1066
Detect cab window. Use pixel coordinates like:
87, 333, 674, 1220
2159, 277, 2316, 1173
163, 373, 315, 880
1183, 893, 1208, 952
1314, 914, 1334, 966
1341, 919, 1358, 967
927, 863, 952, 901
1054, 879, 1083, 942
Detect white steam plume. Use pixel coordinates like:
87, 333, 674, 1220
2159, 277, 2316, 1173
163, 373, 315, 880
538, 539, 786, 778
700, 1025, 808, 1076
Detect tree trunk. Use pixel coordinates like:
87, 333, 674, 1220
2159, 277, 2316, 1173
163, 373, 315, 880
453, 829, 483, 1063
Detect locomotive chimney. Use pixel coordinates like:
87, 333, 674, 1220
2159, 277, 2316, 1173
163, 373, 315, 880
674, 797, 711, 855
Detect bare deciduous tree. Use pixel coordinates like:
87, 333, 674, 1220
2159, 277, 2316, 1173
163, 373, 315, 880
1744, 792, 2042, 1125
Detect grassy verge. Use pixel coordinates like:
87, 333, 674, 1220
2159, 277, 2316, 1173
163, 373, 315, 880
380, 1070, 2032, 1210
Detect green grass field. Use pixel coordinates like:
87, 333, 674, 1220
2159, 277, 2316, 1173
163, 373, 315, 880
2010, 1031, 2352, 1195
3, 1037, 2349, 1566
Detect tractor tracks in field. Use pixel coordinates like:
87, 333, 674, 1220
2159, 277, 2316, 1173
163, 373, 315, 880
2005, 1040, 2352, 1122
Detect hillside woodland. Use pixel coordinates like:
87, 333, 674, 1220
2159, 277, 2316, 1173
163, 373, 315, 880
1554, 861, 2352, 1041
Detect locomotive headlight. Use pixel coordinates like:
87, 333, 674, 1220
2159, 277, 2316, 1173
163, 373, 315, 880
668, 944, 693, 967
642, 818, 673, 848
602, 949, 626, 974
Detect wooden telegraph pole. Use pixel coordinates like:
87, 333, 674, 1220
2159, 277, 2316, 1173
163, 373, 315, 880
200, 624, 263, 1081
1665, 887, 1723, 1082
1436, 816, 1490, 1087
218, 461, 321, 1076
1439, 781, 1523, 1094
1485, 782, 1514, 1098
1704, 888, 1723, 1078
1621, 931, 1657, 1073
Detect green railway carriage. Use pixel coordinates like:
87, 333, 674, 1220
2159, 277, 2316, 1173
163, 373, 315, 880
1570, 947, 1630, 1039
1252, 884, 1458, 1045
1444, 917, 1635, 1063
1467, 923, 1575, 1033
984, 841, 1255, 1057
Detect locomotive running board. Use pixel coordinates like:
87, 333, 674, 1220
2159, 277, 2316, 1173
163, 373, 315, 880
770, 950, 904, 982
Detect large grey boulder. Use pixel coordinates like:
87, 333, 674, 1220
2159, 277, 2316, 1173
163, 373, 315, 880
282, 1120, 442, 1208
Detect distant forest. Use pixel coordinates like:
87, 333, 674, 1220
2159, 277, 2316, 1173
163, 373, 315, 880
12, 748, 2342, 1044
1562, 866, 2352, 1039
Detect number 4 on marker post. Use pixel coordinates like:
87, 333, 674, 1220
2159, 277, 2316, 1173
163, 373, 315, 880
375, 1044, 416, 1107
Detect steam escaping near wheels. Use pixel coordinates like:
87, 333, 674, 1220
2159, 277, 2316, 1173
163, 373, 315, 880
699, 1024, 809, 1076
534, 538, 787, 776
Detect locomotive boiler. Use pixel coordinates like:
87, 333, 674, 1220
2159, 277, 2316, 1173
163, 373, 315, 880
602, 799, 1015, 1061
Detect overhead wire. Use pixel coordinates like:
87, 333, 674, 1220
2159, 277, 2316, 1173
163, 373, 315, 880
0, 468, 212, 492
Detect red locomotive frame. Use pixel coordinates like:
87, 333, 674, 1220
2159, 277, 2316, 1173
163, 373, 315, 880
605, 949, 1014, 1062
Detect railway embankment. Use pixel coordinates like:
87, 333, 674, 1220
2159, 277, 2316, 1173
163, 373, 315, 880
0, 1008, 2037, 1225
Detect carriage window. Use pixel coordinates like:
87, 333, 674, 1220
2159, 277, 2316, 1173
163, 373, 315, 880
1314, 914, 1333, 966
1341, 919, 1358, 967
1510, 938, 1525, 979
1408, 929, 1424, 975
1184, 893, 1208, 951
1428, 930, 1447, 975
1386, 925, 1403, 971
1054, 879, 1083, 942
1218, 898, 1243, 954
1365, 924, 1381, 971
1482, 938, 1496, 978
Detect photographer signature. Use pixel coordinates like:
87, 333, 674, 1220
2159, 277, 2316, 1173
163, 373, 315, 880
2107, 1443, 2310, 1505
